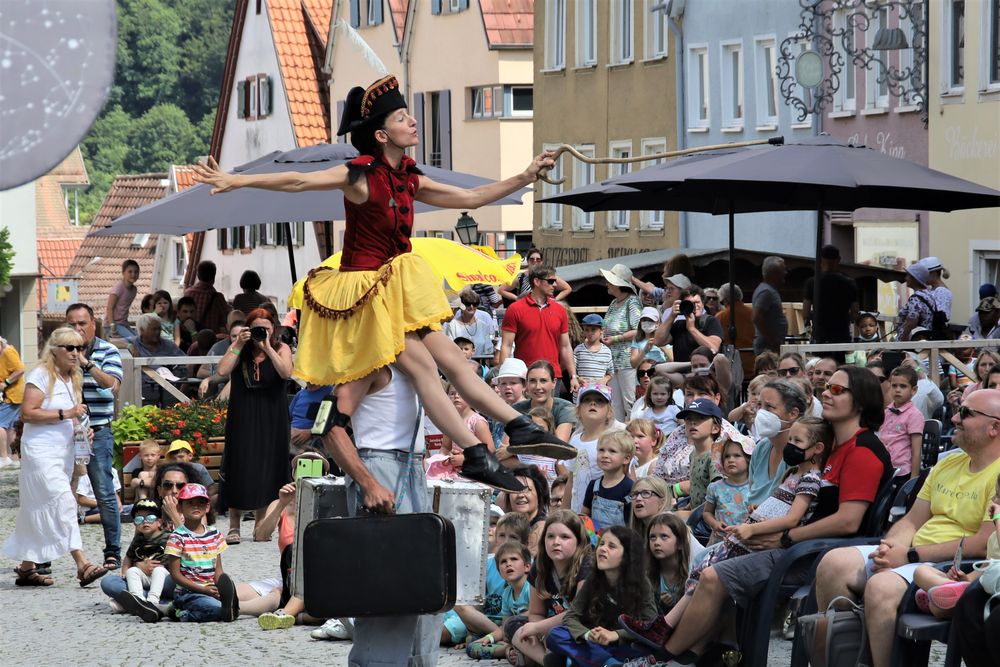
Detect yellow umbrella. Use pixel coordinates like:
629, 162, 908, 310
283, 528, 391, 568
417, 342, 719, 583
288, 237, 522, 308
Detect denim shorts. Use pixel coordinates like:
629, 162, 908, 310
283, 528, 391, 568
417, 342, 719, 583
0, 402, 20, 429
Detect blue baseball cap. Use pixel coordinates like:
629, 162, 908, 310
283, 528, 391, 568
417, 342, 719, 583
577, 383, 613, 405
676, 399, 723, 420
581, 314, 605, 327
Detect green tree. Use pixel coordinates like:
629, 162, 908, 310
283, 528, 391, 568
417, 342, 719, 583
0, 228, 15, 288
79, 106, 134, 223
127, 103, 203, 174
111, 0, 183, 116
171, 0, 238, 121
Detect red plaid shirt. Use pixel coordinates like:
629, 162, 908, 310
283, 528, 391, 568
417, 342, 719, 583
183, 281, 231, 333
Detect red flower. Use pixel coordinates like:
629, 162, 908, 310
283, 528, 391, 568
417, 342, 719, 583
193, 431, 202, 438
172, 429, 181, 435
149, 426, 158, 433
212, 416, 221, 424
177, 420, 186, 428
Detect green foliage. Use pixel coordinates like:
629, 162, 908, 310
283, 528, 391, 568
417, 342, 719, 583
128, 103, 204, 174
0, 228, 15, 288
112, 404, 159, 448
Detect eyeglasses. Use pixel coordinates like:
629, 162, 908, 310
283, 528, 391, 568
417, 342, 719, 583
528, 256, 543, 263
824, 383, 852, 396
550, 497, 564, 506
638, 368, 658, 378
160, 481, 186, 491
59, 345, 86, 353
777, 367, 800, 377
626, 489, 664, 502
133, 514, 159, 525
958, 405, 1000, 422
545, 278, 558, 285
705, 295, 719, 301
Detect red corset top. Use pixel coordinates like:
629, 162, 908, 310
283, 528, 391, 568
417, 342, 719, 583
341, 154, 421, 271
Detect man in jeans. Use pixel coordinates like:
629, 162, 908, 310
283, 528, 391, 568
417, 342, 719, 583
66, 303, 124, 568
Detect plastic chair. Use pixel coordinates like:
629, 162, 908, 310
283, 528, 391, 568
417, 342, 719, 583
889, 561, 970, 667
920, 419, 942, 470
887, 476, 922, 526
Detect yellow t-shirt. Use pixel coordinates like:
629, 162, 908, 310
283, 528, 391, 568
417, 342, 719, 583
0, 345, 24, 404
913, 451, 1000, 547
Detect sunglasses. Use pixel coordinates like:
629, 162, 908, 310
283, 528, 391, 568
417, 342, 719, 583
638, 368, 658, 378
462, 302, 478, 308
160, 481, 186, 491
958, 405, 1000, 422
545, 278, 558, 285
824, 383, 852, 396
777, 367, 800, 376
626, 489, 664, 502
59, 345, 87, 353
133, 514, 160, 525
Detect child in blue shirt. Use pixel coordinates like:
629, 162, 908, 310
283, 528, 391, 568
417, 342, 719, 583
702, 439, 752, 544
466, 541, 532, 660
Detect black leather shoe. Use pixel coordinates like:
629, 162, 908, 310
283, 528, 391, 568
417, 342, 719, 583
461, 443, 526, 492
504, 414, 577, 460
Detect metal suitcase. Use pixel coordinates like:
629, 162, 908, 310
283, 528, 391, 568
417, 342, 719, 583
292, 476, 491, 605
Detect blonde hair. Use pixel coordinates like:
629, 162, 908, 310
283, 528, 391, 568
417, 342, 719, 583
138, 440, 162, 454
598, 429, 636, 459
628, 477, 673, 531
36, 327, 83, 401
626, 418, 665, 455
747, 373, 769, 395
527, 406, 555, 433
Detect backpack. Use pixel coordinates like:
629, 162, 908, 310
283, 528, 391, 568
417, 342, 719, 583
796, 596, 872, 667
913, 292, 951, 340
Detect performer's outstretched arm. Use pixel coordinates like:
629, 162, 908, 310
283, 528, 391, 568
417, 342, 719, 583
416, 152, 554, 210
192, 156, 353, 195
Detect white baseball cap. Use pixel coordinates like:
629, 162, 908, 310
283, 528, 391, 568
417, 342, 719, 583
496, 358, 528, 380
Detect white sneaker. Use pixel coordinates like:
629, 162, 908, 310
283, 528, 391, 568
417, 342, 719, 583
0, 457, 12, 468
311, 618, 351, 640
109, 599, 125, 614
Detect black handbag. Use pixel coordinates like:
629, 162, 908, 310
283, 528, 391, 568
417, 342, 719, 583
301, 512, 457, 617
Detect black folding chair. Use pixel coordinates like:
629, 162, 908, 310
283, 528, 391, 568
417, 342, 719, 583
920, 419, 942, 470
889, 561, 970, 667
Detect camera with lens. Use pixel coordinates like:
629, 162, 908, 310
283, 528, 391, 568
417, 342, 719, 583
250, 326, 268, 342
678, 300, 695, 317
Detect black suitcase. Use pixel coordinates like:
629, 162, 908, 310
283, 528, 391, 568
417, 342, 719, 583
302, 513, 457, 617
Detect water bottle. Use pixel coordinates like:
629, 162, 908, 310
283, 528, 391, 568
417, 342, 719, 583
73, 410, 92, 466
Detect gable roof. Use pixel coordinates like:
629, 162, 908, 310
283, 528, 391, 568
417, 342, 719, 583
389, 0, 409, 43
479, 0, 533, 48
67, 174, 169, 320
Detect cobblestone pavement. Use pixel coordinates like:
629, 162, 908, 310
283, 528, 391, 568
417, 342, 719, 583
0, 466, 948, 666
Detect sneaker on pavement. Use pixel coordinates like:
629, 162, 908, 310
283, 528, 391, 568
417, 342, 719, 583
0, 457, 12, 468
114, 590, 162, 623
311, 618, 351, 640
108, 599, 125, 614
258, 610, 295, 630
618, 613, 673, 651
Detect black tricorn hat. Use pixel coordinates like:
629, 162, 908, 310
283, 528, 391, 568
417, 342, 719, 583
336, 74, 407, 136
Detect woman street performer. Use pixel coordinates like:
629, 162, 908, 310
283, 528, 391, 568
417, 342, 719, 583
193, 75, 573, 491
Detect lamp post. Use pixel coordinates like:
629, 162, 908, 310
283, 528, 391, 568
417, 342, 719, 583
455, 211, 479, 246
776, 0, 928, 125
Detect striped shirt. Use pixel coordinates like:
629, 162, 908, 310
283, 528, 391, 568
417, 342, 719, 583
164, 525, 227, 585
573, 343, 615, 381
83, 337, 123, 426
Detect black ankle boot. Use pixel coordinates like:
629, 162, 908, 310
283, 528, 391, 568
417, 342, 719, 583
461, 444, 525, 492
504, 414, 577, 460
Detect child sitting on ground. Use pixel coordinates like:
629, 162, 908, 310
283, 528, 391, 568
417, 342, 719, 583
630, 376, 680, 437
129, 439, 161, 501
913, 473, 1000, 618
163, 483, 238, 623
582, 430, 635, 528
878, 366, 923, 482
703, 439, 752, 544
465, 541, 533, 660
676, 400, 725, 515
113, 499, 171, 623
627, 418, 664, 480
646, 513, 692, 615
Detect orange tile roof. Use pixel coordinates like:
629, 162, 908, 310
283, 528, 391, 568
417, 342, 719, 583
479, 0, 533, 47
67, 174, 169, 320
37, 238, 86, 314
46, 147, 89, 185
171, 165, 198, 192
268, 0, 332, 146
389, 0, 409, 43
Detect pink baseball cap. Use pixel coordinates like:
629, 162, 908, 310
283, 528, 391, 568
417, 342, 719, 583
176, 483, 210, 501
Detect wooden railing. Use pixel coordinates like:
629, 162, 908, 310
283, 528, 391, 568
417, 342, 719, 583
118, 349, 224, 409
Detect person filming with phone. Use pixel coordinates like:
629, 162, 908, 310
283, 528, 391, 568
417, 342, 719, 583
652, 286, 724, 364
216, 308, 293, 546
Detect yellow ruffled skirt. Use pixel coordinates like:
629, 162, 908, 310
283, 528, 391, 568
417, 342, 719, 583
293, 253, 453, 385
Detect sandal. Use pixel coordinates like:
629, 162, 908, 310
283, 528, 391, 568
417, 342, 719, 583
506, 645, 527, 666
36, 562, 52, 575
226, 530, 242, 545
77, 563, 108, 588
103, 554, 121, 571
14, 565, 54, 587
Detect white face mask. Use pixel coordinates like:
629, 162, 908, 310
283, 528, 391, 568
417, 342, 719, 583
641, 321, 657, 334
752, 408, 790, 441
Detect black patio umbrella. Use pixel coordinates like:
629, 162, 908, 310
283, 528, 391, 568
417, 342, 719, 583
91, 143, 530, 281
541, 136, 1000, 341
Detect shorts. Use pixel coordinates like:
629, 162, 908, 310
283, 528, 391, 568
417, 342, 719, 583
712, 548, 810, 607
441, 609, 468, 644
0, 402, 20, 429
856, 544, 925, 584
248, 577, 283, 598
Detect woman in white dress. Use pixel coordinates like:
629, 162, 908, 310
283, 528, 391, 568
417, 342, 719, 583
3, 327, 107, 587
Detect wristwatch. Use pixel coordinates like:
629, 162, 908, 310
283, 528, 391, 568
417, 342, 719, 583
906, 547, 920, 564
780, 529, 793, 548
83, 362, 95, 372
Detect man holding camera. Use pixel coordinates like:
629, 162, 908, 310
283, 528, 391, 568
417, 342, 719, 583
653, 286, 724, 363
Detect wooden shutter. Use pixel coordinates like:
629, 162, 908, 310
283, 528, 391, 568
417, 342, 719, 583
440, 89, 452, 169
372, 0, 383, 24
217, 228, 227, 250
350, 0, 361, 27
432, 0, 442, 15
413, 92, 425, 164
236, 81, 247, 118
258, 75, 271, 117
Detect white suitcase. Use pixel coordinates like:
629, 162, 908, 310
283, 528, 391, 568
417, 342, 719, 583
292, 476, 491, 605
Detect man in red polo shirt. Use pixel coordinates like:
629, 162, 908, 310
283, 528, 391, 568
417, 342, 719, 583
500, 264, 579, 394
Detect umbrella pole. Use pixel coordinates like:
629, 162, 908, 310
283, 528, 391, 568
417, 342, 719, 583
812, 210, 824, 344
728, 202, 736, 345
284, 222, 298, 283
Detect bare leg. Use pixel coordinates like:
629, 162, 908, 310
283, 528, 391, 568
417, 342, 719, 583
815, 547, 868, 609
664, 593, 692, 627
228, 508, 242, 535
453, 604, 501, 636
0, 427, 10, 459
864, 571, 909, 667
422, 331, 519, 423
664, 566, 729, 655
238, 587, 281, 616
512, 628, 547, 664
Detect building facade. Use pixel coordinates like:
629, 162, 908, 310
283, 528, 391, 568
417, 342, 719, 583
532, 0, 680, 267
0, 182, 39, 362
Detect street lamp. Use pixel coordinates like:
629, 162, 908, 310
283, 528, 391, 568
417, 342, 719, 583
776, 0, 928, 125
455, 211, 479, 245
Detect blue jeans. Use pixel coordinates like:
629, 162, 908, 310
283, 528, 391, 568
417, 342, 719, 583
101, 573, 175, 600
545, 626, 648, 667
87, 427, 120, 558
113, 323, 137, 343
174, 587, 221, 622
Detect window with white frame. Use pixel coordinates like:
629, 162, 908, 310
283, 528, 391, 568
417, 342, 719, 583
945, 0, 965, 91
645, 0, 668, 59
987, 0, 1000, 87
172, 240, 186, 279
610, 0, 634, 65
572, 145, 596, 231
975, 248, 1000, 292
754, 37, 779, 125
866, 7, 890, 109
721, 41, 744, 127
509, 86, 533, 117
640, 138, 666, 231
544, 0, 566, 70
607, 141, 632, 231
471, 85, 503, 118
831, 11, 856, 111
541, 143, 564, 230
471, 85, 533, 118
576, 0, 597, 66
688, 45, 710, 127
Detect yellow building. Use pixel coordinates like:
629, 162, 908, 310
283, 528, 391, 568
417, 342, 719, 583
324, 0, 536, 256
532, 0, 680, 267
927, 0, 1000, 322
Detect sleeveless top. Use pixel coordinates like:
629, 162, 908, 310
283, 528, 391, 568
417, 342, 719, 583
352, 365, 425, 453
341, 154, 422, 271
